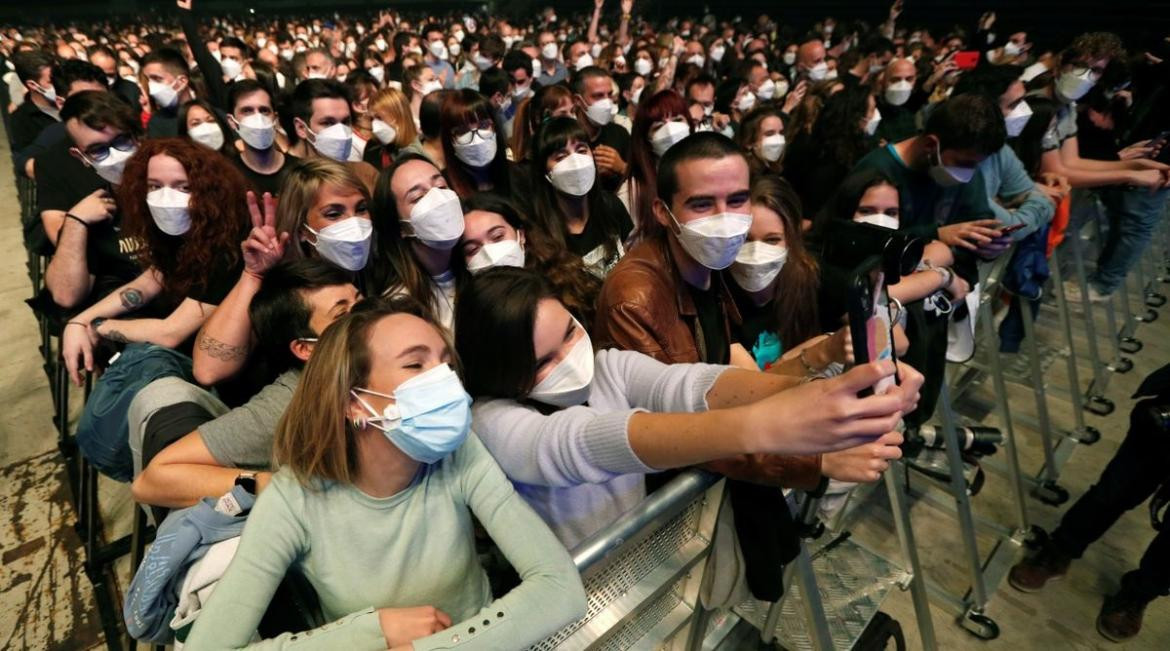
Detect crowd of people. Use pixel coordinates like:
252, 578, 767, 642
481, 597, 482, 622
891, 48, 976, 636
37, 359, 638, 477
4, 0, 1170, 647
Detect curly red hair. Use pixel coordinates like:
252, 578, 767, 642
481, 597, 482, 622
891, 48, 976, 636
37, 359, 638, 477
118, 138, 249, 297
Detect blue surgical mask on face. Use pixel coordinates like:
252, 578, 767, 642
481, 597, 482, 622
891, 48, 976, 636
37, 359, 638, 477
351, 363, 472, 464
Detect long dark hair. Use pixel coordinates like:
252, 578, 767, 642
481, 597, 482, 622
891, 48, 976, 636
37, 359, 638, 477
439, 88, 511, 198
1011, 95, 1059, 177
177, 98, 234, 157
528, 117, 624, 262
458, 193, 603, 327
811, 85, 873, 171
737, 106, 786, 176
811, 169, 900, 240
510, 83, 576, 163
454, 267, 559, 400
749, 176, 821, 349
629, 90, 691, 239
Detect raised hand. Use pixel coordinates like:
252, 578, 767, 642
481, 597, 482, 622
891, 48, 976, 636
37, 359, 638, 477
176, 0, 192, 10
241, 191, 288, 278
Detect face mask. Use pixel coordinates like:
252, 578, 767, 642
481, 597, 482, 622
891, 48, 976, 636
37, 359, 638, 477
1003, 41, 1022, 57
513, 81, 532, 98
528, 325, 595, 407
234, 113, 275, 150
1056, 68, 1096, 102
650, 120, 690, 157
281, 48, 295, 60
864, 108, 883, 136
686, 54, 705, 67
658, 57, 671, 69
855, 213, 900, 230
188, 121, 224, 150
775, 80, 790, 98
884, 80, 913, 106
756, 78, 776, 100
730, 241, 788, 292
575, 53, 595, 70
148, 79, 180, 108
220, 57, 243, 79
737, 90, 757, 112
453, 30, 466, 43
584, 97, 615, 125
146, 187, 192, 236
32, 81, 57, 103
591, 43, 602, 58
453, 130, 497, 167
89, 144, 136, 185
467, 236, 526, 273
409, 187, 465, 249
306, 122, 353, 161
419, 79, 443, 96
547, 152, 596, 196
472, 52, 493, 71
1003, 100, 1033, 138
349, 111, 387, 142
369, 65, 385, 83
634, 58, 653, 76
541, 42, 559, 60
667, 207, 752, 270
711, 46, 726, 62
375, 38, 388, 52
928, 142, 976, 187
306, 70, 328, 80
449, 43, 462, 57
613, 56, 627, 69
783, 51, 797, 66
807, 61, 828, 81
306, 217, 373, 270
351, 364, 472, 464
703, 104, 714, 117
824, 68, 839, 80
757, 133, 786, 162
429, 40, 448, 60
532, 59, 543, 77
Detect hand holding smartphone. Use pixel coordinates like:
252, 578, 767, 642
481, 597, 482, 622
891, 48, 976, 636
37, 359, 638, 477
848, 269, 897, 397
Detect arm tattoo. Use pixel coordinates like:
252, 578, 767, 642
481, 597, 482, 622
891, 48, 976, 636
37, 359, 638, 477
119, 288, 145, 311
197, 334, 249, 362
103, 329, 128, 344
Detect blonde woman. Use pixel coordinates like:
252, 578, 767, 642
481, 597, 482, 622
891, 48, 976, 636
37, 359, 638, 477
185, 296, 586, 651
364, 86, 420, 169
192, 159, 380, 384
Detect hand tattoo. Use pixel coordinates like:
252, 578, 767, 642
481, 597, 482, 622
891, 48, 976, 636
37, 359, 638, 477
119, 288, 145, 311
198, 334, 249, 361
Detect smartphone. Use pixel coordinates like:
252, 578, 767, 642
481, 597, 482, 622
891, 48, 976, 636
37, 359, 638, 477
848, 268, 897, 397
953, 51, 980, 70
1000, 223, 1027, 236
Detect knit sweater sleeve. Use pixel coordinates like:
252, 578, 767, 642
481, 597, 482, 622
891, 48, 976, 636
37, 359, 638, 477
183, 475, 387, 650
597, 349, 727, 413
412, 435, 586, 650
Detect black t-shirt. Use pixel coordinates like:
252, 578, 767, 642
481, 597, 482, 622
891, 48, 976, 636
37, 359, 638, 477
591, 123, 632, 193
35, 139, 143, 297
10, 98, 59, 155
689, 281, 730, 365
231, 152, 298, 197
148, 107, 180, 138
565, 191, 634, 277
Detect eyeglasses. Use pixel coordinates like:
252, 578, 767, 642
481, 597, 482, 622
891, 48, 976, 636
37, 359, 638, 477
452, 119, 494, 144
83, 133, 136, 162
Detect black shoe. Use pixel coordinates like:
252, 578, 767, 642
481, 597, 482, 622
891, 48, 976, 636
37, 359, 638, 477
1008, 540, 1072, 593
1097, 589, 1152, 642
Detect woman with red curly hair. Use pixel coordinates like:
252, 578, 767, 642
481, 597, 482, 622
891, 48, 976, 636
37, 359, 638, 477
61, 138, 251, 386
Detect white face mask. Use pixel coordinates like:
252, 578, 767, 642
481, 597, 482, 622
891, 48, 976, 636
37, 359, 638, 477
730, 241, 788, 292
807, 61, 828, 81
89, 144, 136, 185
148, 78, 180, 109
783, 51, 797, 66
686, 54, 706, 67
419, 79, 444, 96
429, 40, 448, 60
146, 187, 192, 236
529, 323, 595, 407
542, 42, 559, 60
651, 121, 690, 157
369, 65, 385, 83
409, 187, 465, 249
756, 78, 776, 100
306, 217, 373, 270
467, 235, 526, 273
372, 119, 398, 145
1057, 68, 1096, 102
307, 70, 328, 80
775, 80, 790, 98
711, 46, 726, 62
188, 121, 224, 150
574, 53, 594, 70
737, 90, 757, 112
375, 38, 388, 52
928, 142, 976, 187
453, 129, 498, 167
855, 213, 900, 230
864, 108, 883, 136
591, 43, 603, 58
472, 52, 493, 71
1005, 100, 1033, 138
631, 86, 645, 105
634, 58, 653, 76
233, 113, 275, 150
667, 207, 752, 270
584, 97, 616, 125
824, 68, 839, 80
884, 80, 913, 106
547, 152, 596, 196
306, 122, 353, 161
220, 57, 243, 80
757, 133, 786, 162
1003, 41, 1022, 57
449, 43, 462, 57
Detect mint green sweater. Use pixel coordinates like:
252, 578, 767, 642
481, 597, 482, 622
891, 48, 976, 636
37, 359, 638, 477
185, 434, 586, 650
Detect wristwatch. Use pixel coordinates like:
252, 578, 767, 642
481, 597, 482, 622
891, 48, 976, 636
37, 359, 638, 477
235, 472, 258, 494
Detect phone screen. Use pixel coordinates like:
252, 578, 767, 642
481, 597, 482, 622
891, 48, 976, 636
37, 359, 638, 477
867, 271, 896, 395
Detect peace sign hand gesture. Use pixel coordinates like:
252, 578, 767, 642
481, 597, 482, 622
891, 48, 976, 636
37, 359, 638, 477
241, 191, 289, 279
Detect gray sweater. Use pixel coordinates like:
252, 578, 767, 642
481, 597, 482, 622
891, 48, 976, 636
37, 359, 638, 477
472, 349, 727, 548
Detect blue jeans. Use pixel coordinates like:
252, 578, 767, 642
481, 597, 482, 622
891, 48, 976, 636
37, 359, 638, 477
1089, 186, 1169, 294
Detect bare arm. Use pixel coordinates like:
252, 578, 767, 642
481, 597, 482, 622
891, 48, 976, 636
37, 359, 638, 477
1043, 138, 1161, 189
61, 269, 164, 385
192, 272, 259, 384
618, 0, 632, 46
132, 431, 271, 508
587, 0, 603, 44
44, 215, 95, 308
95, 296, 216, 349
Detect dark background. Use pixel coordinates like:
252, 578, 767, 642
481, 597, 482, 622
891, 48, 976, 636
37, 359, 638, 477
4, 1, 1169, 50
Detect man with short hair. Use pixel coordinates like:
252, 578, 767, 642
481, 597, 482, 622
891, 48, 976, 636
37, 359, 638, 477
10, 51, 61, 157
302, 47, 335, 80
131, 260, 360, 516
796, 37, 829, 81
565, 38, 593, 72
684, 73, 730, 132
88, 45, 141, 109
535, 30, 567, 86
572, 66, 630, 190
842, 36, 895, 87
226, 79, 294, 196
421, 23, 456, 88
17, 58, 108, 179
503, 49, 536, 102
218, 36, 251, 82
874, 58, 922, 143
286, 79, 378, 191
140, 48, 195, 137
479, 67, 516, 139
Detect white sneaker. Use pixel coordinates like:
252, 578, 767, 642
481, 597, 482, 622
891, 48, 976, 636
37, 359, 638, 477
1063, 281, 1111, 304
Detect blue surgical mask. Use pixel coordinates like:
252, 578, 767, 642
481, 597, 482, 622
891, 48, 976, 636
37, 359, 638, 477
351, 364, 472, 464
